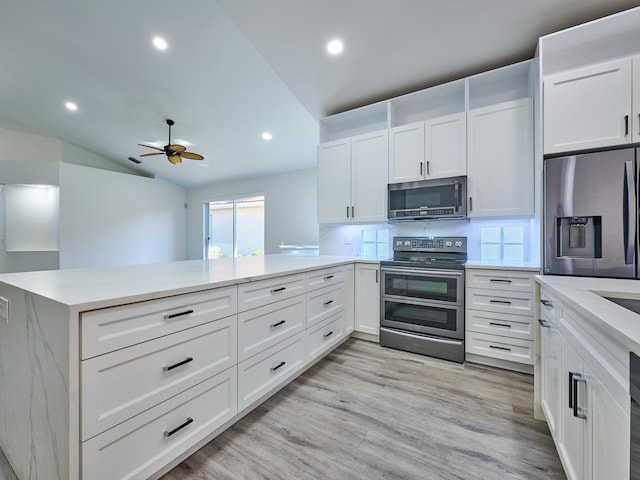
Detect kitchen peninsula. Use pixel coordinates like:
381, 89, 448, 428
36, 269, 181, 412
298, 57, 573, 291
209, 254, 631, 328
0, 255, 358, 480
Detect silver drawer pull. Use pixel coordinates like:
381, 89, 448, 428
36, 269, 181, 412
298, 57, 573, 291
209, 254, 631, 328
163, 356, 194, 371
164, 417, 193, 437
323, 331, 334, 339
271, 287, 286, 294
271, 361, 286, 372
540, 299, 553, 307
164, 309, 194, 320
270, 320, 286, 328
489, 345, 511, 352
489, 279, 512, 283
489, 299, 512, 305
324, 275, 334, 280
323, 300, 334, 307
538, 318, 551, 328
489, 322, 511, 328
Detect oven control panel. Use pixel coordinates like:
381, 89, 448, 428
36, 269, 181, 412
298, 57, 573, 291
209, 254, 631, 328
393, 236, 466, 252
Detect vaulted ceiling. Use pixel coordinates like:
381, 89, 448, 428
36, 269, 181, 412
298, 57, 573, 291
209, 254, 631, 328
2, 0, 639, 188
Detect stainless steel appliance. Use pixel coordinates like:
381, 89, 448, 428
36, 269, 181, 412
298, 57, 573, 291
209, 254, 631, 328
544, 147, 640, 278
632, 352, 640, 479
380, 236, 467, 363
388, 176, 467, 221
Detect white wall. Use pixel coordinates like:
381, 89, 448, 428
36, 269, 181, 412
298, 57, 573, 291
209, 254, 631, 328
187, 168, 318, 259
59, 163, 187, 269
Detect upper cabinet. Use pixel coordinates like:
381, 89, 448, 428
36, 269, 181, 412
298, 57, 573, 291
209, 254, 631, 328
539, 7, 640, 155
544, 58, 635, 154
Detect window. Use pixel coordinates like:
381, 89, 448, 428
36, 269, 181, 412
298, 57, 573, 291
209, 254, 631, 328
480, 226, 525, 262
204, 195, 264, 259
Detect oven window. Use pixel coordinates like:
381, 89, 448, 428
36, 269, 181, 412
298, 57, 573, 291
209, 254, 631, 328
384, 301, 458, 332
384, 272, 458, 303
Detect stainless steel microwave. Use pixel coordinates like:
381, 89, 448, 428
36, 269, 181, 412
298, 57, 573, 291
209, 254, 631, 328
387, 176, 467, 221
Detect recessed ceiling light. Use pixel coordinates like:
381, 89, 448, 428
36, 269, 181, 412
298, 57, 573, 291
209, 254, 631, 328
153, 37, 168, 50
327, 39, 343, 55
262, 132, 273, 141
65, 101, 78, 111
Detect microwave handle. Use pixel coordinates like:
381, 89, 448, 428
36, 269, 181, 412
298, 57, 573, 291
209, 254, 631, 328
454, 181, 460, 211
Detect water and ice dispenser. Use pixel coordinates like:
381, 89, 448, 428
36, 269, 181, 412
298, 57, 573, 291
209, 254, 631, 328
556, 216, 602, 259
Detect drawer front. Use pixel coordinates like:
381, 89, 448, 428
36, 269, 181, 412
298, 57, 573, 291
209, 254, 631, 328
82, 286, 237, 359
306, 283, 345, 328
539, 286, 558, 327
238, 295, 305, 362
466, 287, 534, 317
466, 331, 534, 365
306, 265, 346, 291
306, 312, 344, 363
82, 367, 237, 480
465, 268, 536, 293
466, 309, 533, 341
238, 332, 305, 411
237, 274, 306, 312
82, 317, 237, 441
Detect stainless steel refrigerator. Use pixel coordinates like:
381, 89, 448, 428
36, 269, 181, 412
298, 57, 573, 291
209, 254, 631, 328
544, 147, 639, 279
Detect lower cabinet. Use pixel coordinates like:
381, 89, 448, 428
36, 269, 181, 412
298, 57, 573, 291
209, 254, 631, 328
306, 312, 345, 362
354, 263, 380, 338
538, 283, 630, 480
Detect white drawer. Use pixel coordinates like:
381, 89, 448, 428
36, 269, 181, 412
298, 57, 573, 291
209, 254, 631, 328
466, 287, 534, 317
81, 316, 236, 441
238, 295, 305, 362
466, 331, 534, 365
465, 268, 536, 293
82, 367, 237, 480
466, 309, 533, 341
306, 283, 344, 328
238, 332, 305, 411
237, 274, 306, 312
81, 286, 237, 359
539, 286, 558, 327
306, 312, 344, 363
306, 265, 346, 291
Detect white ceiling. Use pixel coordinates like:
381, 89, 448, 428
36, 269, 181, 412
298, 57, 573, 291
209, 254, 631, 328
2, 0, 639, 188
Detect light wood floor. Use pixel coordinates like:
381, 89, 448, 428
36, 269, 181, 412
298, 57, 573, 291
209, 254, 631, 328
0, 338, 566, 480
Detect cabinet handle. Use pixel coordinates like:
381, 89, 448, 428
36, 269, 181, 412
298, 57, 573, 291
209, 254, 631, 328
271, 287, 286, 294
469, 197, 473, 211
568, 371, 578, 409
538, 318, 551, 328
376, 269, 379, 283
324, 275, 334, 281
638, 113, 640, 135
489, 279, 511, 284
573, 375, 587, 420
346, 206, 349, 218
164, 309, 194, 320
540, 299, 553, 307
323, 331, 334, 339
351, 206, 355, 218
489, 345, 511, 352
163, 356, 194, 371
323, 300, 334, 307
270, 320, 286, 328
489, 299, 512, 305
164, 417, 193, 437
420, 161, 423, 176
625, 115, 630, 136
271, 361, 286, 372
489, 322, 511, 328
426, 161, 430, 176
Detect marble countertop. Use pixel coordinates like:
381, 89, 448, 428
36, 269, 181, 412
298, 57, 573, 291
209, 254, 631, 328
465, 260, 541, 272
0, 255, 356, 311
536, 275, 640, 353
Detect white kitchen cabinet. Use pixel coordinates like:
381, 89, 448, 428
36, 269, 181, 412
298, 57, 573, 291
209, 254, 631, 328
343, 264, 355, 335
318, 130, 388, 224
634, 55, 640, 144
539, 287, 561, 441
354, 263, 380, 338
388, 112, 466, 184
467, 98, 533, 217
544, 57, 634, 154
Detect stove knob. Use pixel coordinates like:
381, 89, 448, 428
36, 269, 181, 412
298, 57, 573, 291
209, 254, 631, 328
445, 241, 453, 247
455, 241, 463, 247
404, 240, 411, 247
396, 240, 403, 246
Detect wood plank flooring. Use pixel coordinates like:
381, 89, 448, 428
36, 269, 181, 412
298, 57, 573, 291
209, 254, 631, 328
0, 338, 566, 480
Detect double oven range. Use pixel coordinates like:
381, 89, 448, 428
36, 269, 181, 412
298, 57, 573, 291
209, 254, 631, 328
380, 236, 467, 363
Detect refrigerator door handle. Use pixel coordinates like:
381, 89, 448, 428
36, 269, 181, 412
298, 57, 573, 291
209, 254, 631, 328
623, 160, 636, 265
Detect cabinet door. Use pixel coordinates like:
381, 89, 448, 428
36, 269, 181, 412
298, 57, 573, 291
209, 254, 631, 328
559, 338, 586, 480
540, 321, 562, 441
389, 123, 424, 184
351, 130, 389, 223
318, 139, 351, 223
633, 56, 640, 144
425, 112, 466, 178
354, 263, 380, 336
544, 58, 632, 154
343, 264, 355, 335
467, 98, 533, 217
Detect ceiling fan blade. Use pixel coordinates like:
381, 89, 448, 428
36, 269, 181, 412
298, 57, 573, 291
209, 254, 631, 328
139, 152, 164, 157
167, 144, 186, 153
181, 151, 204, 160
137, 143, 164, 152
168, 155, 182, 165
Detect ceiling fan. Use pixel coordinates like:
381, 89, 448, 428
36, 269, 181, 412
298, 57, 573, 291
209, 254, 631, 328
138, 119, 204, 165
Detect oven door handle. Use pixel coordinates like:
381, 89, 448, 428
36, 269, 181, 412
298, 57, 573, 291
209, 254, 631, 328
380, 327, 463, 346
381, 267, 463, 277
